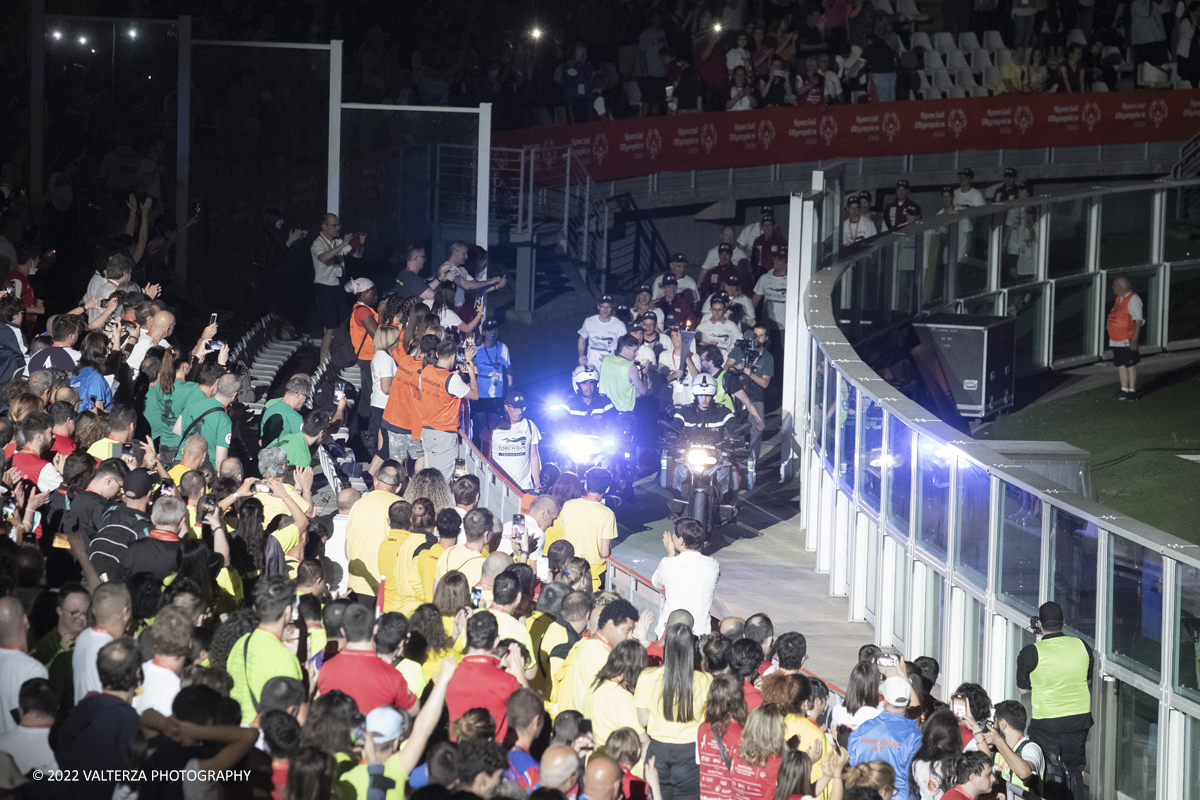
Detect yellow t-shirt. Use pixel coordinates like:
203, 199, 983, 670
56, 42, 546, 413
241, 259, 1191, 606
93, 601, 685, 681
397, 658, 427, 699
227, 628, 303, 724
377, 528, 416, 612
86, 438, 120, 461
421, 616, 462, 681
557, 497, 618, 589
345, 490, 403, 596
433, 544, 486, 589
785, 714, 827, 789
557, 636, 613, 713
536, 620, 572, 701
407, 542, 449, 613
590, 680, 644, 747
632, 666, 712, 744
166, 462, 191, 485
338, 753, 408, 800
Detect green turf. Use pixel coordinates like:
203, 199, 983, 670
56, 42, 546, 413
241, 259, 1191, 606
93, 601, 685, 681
977, 365, 1200, 546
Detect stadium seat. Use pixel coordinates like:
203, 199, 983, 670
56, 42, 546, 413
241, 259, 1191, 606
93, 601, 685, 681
933, 69, 956, 93
924, 49, 947, 72
971, 85, 991, 97
1067, 28, 1088, 47
959, 32, 982, 52
996, 48, 1014, 66
983, 30, 1006, 52
911, 31, 933, 53
947, 50, 972, 72
1091, 81, 1110, 91
958, 68, 984, 93
934, 31, 959, 54
971, 49, 993, 70
897, 0, 930, 23
874, 0, 895, 14
946, 85, 967, 98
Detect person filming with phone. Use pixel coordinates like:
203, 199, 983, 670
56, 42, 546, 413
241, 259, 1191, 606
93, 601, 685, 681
1016, 601, 1093, 800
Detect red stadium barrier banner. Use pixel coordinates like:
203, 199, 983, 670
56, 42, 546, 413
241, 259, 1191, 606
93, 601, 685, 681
493, 90, 1200, 183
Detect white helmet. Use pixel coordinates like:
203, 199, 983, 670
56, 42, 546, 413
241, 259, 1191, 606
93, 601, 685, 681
691, 372, 718, 398
572, 365, 600, 393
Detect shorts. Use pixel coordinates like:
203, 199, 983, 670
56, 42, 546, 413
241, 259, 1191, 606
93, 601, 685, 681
315, 283, 346, 330
421, 427, 459, 479
1111, 346, 1141, 367
380, 420, 424, 461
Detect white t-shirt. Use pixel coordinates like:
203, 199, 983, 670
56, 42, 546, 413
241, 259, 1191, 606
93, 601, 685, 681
1108, 293, 1144, 346
651, 274, 700, 303
1005, 736, 1045, 781
728, 85, 753, 110
579, 315, 627, 371
695, 318, 742, 360
0, 650, 48, 735
651, 550, 720, 637
911, 759, 947, 800
726, 47, 751, 73
830, 702, 881, 732
953, 187, 986, 211
702, 294, 755, 324
658, 348, 692, 406
132, 659, 181, 717
701, 244, 749, 271
753, 272, 788, 327
310, 235, 348, 286
0, 725, 57, 774
324, 514, 350, 595
72, 627, 113, 704
438, 308, 464, 331
842, 216, 878, 245
370, 350, 397, 409
737, 220, 762, 250
489, 418, 542, 491
499, 514, 548, 577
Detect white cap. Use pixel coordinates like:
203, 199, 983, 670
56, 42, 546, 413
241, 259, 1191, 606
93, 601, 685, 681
365, 706, 408, 743
881, 675, 911, 706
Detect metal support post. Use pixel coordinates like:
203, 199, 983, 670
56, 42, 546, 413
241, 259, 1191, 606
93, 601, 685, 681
582, 177, 591, 262
563, 148, 572, 247
517, 149, 525, 234
30, 0, 46, 202
475, 102, 492, 248
175, 15, 192, 287
527, 149, 536, 237
327, 39, 343, 215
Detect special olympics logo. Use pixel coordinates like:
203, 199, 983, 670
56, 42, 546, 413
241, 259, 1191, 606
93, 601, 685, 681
646, 128, 662, 160
819, 115, 838, 145
592, 133, 609, 165
882, 112, 900, 142
700, 123, 718, 154
537, 140, 558, 171
1082, 102, 1101, 132
1150, 99, 1169, 128
1014, 105, 1034, 134
948, 108, 967, 139
757, 120, 776, 150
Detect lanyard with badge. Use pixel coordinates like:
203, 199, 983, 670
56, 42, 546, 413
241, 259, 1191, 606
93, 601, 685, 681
479, 345, 502, 396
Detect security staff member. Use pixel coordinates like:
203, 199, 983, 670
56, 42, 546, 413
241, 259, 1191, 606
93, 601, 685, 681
1016, 601, 1093, 800
550, 366, 615, 434
416, 339, 479, 479
669, 373, 736, 496
695, 343, 765, 434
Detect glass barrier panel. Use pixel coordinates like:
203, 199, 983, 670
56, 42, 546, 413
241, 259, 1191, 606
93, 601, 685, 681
824, 365, 838, 471
924, 567, 945, 665
1100, 190, 1155, 270
1164, 186, 1200, 262
893, 536, 908, 643
866, 517, 879, 619
1001, 204, 1041, 288
1114, 681, 1160, 800
915, 437, 951, 560
921, 227, 949, 308
955, 460, 990, 588
838, 379, 857, 492
1003, 617, 1037, 703
859, 396, 884, 513
886, 417, 913, 536
893, 239, 919, 316
812, 352, 827, 455
962, 293, 1002, 316
1174, 563, 1200, 705
1048, 198, 1090, 278
1109, 534, 1164, 680
1168, 264, 1200, 343
962, 592, 986, 686
1051, 508, 1099, 644
1009, 282, 1048, 372
956, 214, 993, 298
1102, 269, 1158, 350
998, 481, 1041, 615
1052, 276, 1096, 362
1184, 711, 1200, 800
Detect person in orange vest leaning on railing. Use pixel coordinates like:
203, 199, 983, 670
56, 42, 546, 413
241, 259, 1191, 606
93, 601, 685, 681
415, 338, 479, 480
1107, 276, 1144, 401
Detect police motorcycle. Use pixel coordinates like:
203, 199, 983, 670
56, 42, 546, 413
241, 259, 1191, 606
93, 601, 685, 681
543, 365, 636, 501
658, 373, 756, 539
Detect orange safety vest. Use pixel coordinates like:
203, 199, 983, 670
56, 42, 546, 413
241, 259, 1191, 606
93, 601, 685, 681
418, 365, 462, 432
382, 352, 423, 438
1107, 292, 1138, 342
349, 302, 377, 361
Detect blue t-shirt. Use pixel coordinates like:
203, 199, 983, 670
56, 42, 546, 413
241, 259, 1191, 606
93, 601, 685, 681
848, 710, 923, 800
71, 367, 113, 412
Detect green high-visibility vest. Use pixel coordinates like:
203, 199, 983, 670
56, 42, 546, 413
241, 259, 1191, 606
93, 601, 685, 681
714, 369, 735, 414
994, 739, 1042, 795
1030, 636, 1091, 719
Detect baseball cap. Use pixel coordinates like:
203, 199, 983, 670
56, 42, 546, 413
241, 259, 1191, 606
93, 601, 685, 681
858, 190, 871, 200
124, 468, 157, 500
636, 311, 658, 323
365, 707, 408, 744
636, 284, 653, 296
760, 204, 774, 214
1004, 167, 1017, 177
958, 167, 975, 178
775, 245, 788, 259
717, 243, 734, 254
662, 274, 679, 286
940, 185, 954, 194
881, 675, 911, 706
896, 179, 910, 188
598, 294, 615, 306
670, 252, 688, 264
710, 291, 731, 305
482, 318, 499, 330
503, 389, 527, 409
761, 214, 775, 224
846, 196, 860, 207
1038, 601, 1064, 626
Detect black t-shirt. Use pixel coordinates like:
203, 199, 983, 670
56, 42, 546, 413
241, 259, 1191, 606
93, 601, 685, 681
862, 36, 897, 74
28, 345, 76, 374
395, 269, 427, 300
1015, 632, 1095, 730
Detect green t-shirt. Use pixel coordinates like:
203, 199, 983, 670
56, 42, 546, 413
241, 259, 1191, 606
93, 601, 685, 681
144, 381, 201, 449
338, 756, 409, 800
227, 628, 303, 724
261, 398, 303, 448
599, 354, 637, 413
277, 431, 312, 467
179, 392, 233, 465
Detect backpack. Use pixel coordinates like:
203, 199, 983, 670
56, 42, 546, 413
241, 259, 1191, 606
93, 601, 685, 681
328, 318, 366, 369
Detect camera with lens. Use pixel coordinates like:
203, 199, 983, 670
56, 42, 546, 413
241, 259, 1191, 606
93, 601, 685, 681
740, 331, 763, 366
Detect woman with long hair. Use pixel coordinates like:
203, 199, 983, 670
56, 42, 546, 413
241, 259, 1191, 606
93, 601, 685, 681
728, 703, 788, 799
726, 65, 758, 111
773, 747, 849, 800
541, 472, 583, 550
299, 691, 359, 757
430, 280, 483, 335
366, 324, 401, 472
402, 303, 430, 355
285, 744, 335, 800
909, 708, 961, 800
588, 639, 649, 747
408, 602, 457, 680
1027, 47, 1049, 93
139, 346, 195, 463
635, 623, 712, 799
831, 661, 882, 747
71, 331, 114, 411
843, 760, 896, 797
171, 538, 218, 613
403, 467, 454, 513
1058, 43, 1085, 92
761, 672, 828, 780
231, 497, 285, 594
697, 674, 749, 800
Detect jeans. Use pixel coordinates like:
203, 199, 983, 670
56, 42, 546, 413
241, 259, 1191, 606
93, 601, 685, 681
645, 739, 698, 800
872, 72, 897, 101
1013, 13, 1037, 47
357, 359, 372, 421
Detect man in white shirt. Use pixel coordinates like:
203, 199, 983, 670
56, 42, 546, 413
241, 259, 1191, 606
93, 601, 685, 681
953, 168, 986, 211
737, 205, 774, 251
842, 196, 878, 246
978, 700, 1045, 795
651, 519, 719, 638
82, 254, 133, 323
499, 494, 561, 580
0, 678, 58, 774
695, 293, 742, 361
126, 309, 175, 370
753, 245, 789, 330
651, 254, 700, 304
132, 606, 192, 717
72, 583, 132, 704
701, 276, 755, 326
310, 213, 365, 362
324, 488, 357, 596
577, 295, 628, 372
0, 598, 49, 736
700, 227, 749, 273
1107, 277, 1144, 399
487, 390, 542, 492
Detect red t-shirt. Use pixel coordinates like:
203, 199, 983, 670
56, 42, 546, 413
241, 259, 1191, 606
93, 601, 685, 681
744, 680, 763, 711
621, 764, 649, 800
314, 648, 416, 714
729, 752, 782, 800
6, 269, 36, 312
445, 654, 522, 742
645, 639, 664, 667
52, 433, 75, 456
271, 759, 289, 800
697, 720, 743, 800
941, 788, 973, 800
